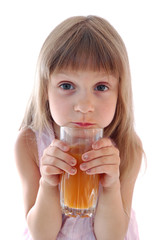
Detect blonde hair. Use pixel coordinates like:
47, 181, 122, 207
21, 15, 143, 181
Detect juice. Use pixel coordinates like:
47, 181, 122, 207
60, 144, 99, 217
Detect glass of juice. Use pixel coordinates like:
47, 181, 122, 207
60, 126, 103, 217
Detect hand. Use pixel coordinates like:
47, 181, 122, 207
80, 138, 120, 188
40, 139, 77, 187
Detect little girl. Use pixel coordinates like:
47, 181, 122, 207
15, 15, 143, 240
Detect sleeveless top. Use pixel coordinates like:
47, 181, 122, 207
24, 128, 139, 240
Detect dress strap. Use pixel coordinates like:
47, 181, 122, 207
35, 128, 55, 167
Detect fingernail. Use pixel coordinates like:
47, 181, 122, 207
80, 163, 86, 170
70, 168, 77, 174
82, 154, 88, 161
62, 145, 69, 151
70, 159, 76, 165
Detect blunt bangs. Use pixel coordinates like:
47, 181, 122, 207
49, 20, 122, 76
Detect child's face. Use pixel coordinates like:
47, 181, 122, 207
48, 70, 119, 135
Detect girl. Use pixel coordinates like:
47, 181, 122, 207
15, 16, 143, 240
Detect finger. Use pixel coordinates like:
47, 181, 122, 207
42, 146, 77, 166
42, 161, 77, 175
80, 155, 120, 171
50, 139, 70, 152
41, 165, 64, 175
92, 137, 114, 150
85, 164, 119, 176
82, 146, 119, 161
41, 175, 61, 187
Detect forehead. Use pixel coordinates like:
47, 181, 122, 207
50, 70, 119, 84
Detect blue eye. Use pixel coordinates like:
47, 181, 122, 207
60, 83, 74, 90
95, 84, 108, 91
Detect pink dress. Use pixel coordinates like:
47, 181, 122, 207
23, 128, 139, 240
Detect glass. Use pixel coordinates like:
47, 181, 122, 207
60, 126, 103, 217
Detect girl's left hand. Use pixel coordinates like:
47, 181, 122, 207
80, 138, 120, 188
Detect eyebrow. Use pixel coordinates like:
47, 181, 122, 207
51, 71, 118, 85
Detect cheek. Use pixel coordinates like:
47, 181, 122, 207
98, 99, 117, 127
49, 98, 70, 125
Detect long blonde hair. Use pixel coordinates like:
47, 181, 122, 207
21, 15, 143, 181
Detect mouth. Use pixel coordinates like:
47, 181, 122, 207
72, 122, 96, 127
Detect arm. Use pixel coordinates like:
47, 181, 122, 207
94, 181, 130, 240
80, 138, 141, 240
14, 128, 76, 240
26, 181, 62, 240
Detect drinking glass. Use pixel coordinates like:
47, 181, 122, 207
60, 126, 103, 217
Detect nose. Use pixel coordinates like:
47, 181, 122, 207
74, 94, 94, 113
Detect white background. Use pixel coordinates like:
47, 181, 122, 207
0, 0, 160, 239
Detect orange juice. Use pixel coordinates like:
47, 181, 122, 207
60, 144, 99, 217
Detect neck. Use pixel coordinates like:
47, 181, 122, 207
53, 122, 60, 139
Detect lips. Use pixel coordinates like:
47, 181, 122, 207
72, 122, 95, 127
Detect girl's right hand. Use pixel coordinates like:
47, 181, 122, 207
40, 139, 77, 187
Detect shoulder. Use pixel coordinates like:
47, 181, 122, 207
129, 135, 143, 182
14, 127, 40, 190
15, 127, 39, 166
14, 128, 41, 216
120, 136, 143, 217
121, 133, 143, 185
